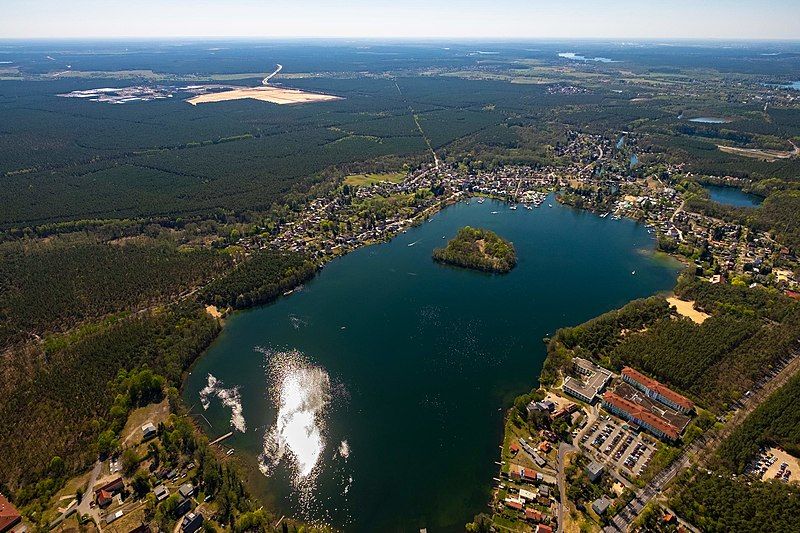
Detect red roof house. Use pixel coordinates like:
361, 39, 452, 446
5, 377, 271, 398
0, 494, 22, 533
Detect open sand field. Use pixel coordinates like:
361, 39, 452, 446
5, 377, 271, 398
667, 297, 710, 324
187, 85, 341, 106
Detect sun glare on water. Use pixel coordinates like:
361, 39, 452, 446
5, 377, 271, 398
258, 349, 333, 485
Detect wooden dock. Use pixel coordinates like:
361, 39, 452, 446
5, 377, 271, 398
209, 431, 233, 446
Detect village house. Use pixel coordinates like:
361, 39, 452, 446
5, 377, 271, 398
141, 422, 157, 441
181, 512, 204, 533
93, 477, 124, 508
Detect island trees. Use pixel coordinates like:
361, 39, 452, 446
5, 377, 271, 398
433, 226, 517, 274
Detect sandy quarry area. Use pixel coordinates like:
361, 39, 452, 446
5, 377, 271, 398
717, 142, 799, 162
667, 297, 711, 324
187, 85, 341, 105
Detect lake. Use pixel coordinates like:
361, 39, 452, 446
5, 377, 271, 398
705, 184, 763, 207
688, 117, 730, 124
557, 52, 616, 63
183, 197, 680, 531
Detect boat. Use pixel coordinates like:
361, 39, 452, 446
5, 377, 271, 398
491, 211, 499, 214
525, 204, 533, 210
548, 204, 553, 208
510, 205, 517, 210
631, 270, 636, 275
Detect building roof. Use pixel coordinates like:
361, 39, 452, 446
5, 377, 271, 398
592, 496, 612, 514
622, 367, 694, 411
524, 508, 543, 521
95, 477, 124, 494
535, 525, 553, 533
504, 498, 524, 511
603, 391, 680, 440
587, 461, 604, 475
0, 494, 21, 533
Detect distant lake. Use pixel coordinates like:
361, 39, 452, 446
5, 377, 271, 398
705, 185, 763, 207
184, 197, 680, 532
767, 81, 800, 91
689, 117, 731, 124
558, 52, 617, 63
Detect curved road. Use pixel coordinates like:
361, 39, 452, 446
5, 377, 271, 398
262, 64, 283, 85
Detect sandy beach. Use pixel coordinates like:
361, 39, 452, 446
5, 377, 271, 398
667, 296, 710, 324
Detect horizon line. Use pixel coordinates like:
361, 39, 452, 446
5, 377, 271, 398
2, 36, 800, 43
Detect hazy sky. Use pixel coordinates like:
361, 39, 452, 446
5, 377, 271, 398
2, 0, 798, 40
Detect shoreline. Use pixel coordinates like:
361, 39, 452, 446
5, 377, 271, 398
179, 192, 679, 527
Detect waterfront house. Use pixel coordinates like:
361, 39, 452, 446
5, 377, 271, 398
504, 498, 524, 511
141, 422, 157, 441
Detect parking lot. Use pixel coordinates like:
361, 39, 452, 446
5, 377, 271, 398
747, 447, 800, 483
580, 417, 655, 476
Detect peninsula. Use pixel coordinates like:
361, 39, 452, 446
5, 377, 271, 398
433, 226, 517, 273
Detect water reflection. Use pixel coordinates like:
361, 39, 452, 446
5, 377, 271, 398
258, 349, 333, 484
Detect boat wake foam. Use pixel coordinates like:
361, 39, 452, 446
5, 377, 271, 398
199, 374, 246, 433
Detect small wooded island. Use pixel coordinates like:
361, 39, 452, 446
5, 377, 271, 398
433, 226, 517, 273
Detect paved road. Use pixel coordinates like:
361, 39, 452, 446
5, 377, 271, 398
556, 442, 576, 533
262, 64, 282, 85
556, 405, 599, 533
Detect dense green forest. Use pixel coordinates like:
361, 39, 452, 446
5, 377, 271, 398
0, 303, 219, 492
670, 470, 800, 532
541, 296, 672, 385
0, 237, 229, 347
717, 372, 800, 473
432, 226, 517, 273
201, 249, 317, 308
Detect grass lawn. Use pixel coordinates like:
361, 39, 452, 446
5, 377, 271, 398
344, 172, 405, 186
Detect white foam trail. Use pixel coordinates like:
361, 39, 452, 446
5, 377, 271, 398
258, 349, 331, 485
338, 440, 350, 459
199, 374, 246, 433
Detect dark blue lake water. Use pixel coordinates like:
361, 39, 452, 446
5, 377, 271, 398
705, 185, 763, 207
183, 197, 680, 531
